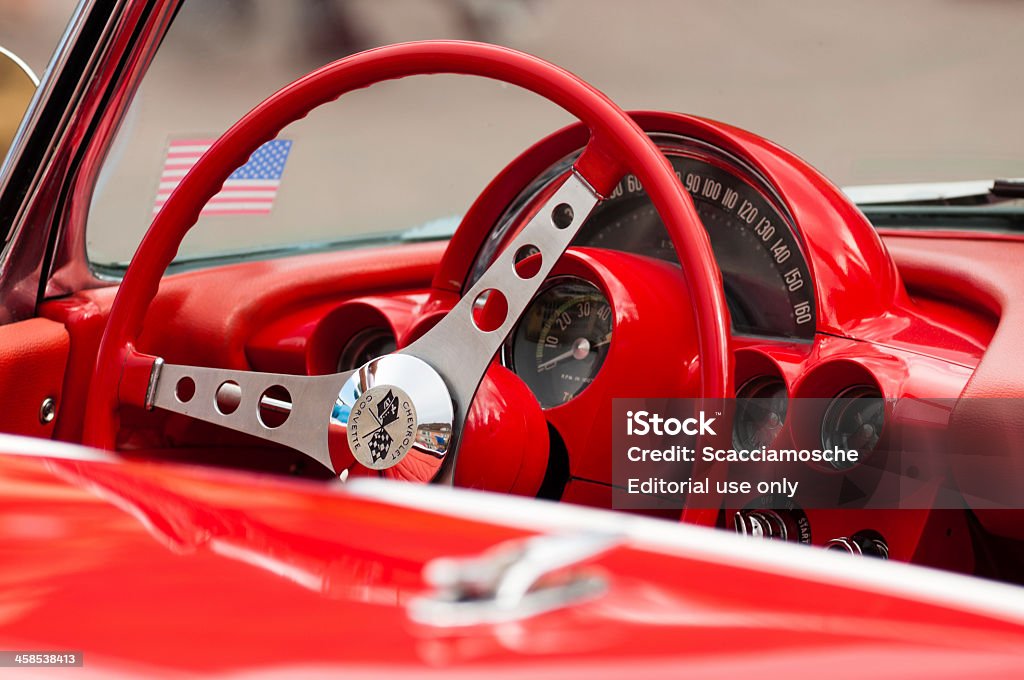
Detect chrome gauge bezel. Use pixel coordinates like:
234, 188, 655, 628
819, 384, 886, 470
732, 375, 790, 450
337, 327, 398, 372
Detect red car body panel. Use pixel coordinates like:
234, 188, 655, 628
1, 442, 1024, 678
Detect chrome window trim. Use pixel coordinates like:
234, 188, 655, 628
49, 0, 182, 299
0, 0, 182, 323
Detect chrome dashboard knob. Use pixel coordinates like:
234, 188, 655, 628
825, 533, 889, 558
825, 537, 863, 555
734, 510, 790, 541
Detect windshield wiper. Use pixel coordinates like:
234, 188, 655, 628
860, 205, 1024, 231
992, 179, 1024, 199
844, 178, 1024, 232
844, 178, 1024, 207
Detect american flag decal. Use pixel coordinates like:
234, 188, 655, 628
154, 138, 292, 216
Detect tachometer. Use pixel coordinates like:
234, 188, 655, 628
508, 279, 612, 408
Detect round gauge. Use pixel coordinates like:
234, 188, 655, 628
733, 377, 788, 450
508, 279, 612, 408
337, 328, 397, 372
820, 385, 884, 469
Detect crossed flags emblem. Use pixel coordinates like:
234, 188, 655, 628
365, 390, 400, 464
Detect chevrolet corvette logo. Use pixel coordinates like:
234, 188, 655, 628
347, 385, 418, 470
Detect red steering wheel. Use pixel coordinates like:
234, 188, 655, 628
83, 41, 731, 490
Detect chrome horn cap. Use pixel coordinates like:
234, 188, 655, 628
334, 354, 454, 473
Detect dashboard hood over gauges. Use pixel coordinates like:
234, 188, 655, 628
438, 111, 913, 347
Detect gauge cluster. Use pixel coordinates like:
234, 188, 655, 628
730, 351, 889, 473
474, 135, 817, 347
487, 136, 819, 411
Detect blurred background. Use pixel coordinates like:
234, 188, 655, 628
1, 0, 1022, 264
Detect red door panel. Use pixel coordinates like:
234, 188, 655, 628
0, 317, 70, 437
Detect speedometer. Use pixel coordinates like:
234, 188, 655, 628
575, 138, 815, 340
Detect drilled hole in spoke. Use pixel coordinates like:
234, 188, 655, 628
175, 377, 196, 403
258, 385, 292, 429
513, 244, 542, 279
472, 288, 508, 332
551, 203, 574, 229
215, 380, 242, 415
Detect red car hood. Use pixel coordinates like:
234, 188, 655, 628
1, 435, 1023, 678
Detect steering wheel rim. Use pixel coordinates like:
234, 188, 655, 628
83, 40, 732, 483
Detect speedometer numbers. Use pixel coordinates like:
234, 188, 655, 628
683, 170, 813, 329
578, 141, 817, 340
509, 279, 612, 409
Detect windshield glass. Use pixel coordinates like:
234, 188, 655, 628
86, 0, 1024, 266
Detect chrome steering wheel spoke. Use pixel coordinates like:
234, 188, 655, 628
149, 354, 458, 480
150, 363, 354, 473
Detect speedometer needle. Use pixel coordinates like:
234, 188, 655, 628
538, 333, 611, 371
